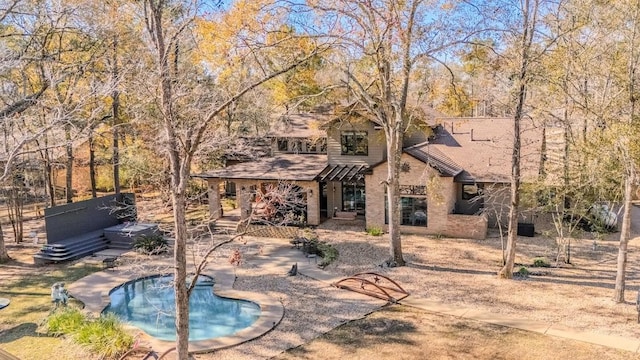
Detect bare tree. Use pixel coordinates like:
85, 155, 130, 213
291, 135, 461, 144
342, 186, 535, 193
311, 0, 484, 266
0, 0, 112, 259
498, 0, 546, 278
138, 1, 328, 357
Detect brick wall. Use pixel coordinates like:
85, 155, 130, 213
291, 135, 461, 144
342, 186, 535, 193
366, 153, 488, 239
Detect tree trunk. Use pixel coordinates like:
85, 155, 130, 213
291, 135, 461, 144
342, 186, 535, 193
147, 1, 190, 356
499, 0, 535, 279
65, 125, 73, 203
0, 221, 9, 262
386, 113, 405, 266
40, 132, 56, 207
172, 185, 190, 357
89, 134, 97, 198
499, 84, 524, 278
6, 185, 24, 243
499, 67, 526, 279
112, 34, 121, 196
538, 125, 546, 178
44, 156, 55, 207
614, 174, 634, 302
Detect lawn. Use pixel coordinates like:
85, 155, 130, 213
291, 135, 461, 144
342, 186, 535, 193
0, 254, 101, 360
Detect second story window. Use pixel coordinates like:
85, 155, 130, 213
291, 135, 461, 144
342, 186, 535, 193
308, 138, 327, 154
341, 131, 368, 155
277, 138, 288, 152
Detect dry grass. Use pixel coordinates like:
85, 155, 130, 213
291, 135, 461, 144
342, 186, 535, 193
276, 306, 640, 360
0, 245, 101, 360
316, 225, 640, 340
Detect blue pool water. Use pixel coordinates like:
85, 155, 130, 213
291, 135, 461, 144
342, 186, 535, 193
103, 274, 261, 341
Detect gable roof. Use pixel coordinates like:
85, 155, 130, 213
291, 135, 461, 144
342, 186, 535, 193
267, 113, 328, 138
193, 154, 328, 181
425, 117, 541, 183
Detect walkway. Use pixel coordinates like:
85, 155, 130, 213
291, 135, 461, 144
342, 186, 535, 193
70, 237, 640, 355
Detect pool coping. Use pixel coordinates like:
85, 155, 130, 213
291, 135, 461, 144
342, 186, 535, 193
68, 260, 284, 353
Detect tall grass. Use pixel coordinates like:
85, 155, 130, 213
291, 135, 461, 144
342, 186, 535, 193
45, 308, 133, 359
46, 307, 86, 336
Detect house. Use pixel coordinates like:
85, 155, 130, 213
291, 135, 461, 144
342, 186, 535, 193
193, 109, 541, 240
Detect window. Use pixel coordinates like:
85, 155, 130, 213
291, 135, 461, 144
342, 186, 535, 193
462, 184, 480, 200
292, 140, 303, 153
341, 131, 368, 155
342, 181, 365, 213
401, 198, 427, 226
308, 138, 327, 154
277, 138, 288, 152
319, 138, 327, 153
385, 196, 427, 227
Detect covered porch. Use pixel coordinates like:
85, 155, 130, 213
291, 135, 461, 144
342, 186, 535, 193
193, 154, 327, 226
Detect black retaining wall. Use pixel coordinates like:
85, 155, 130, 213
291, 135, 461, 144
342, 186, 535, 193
44, 193, 136, 244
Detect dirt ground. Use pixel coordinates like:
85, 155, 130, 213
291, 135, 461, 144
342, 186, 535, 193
3, 200, 640, 359
315, 223, 640, 340
275, 306, 640, 360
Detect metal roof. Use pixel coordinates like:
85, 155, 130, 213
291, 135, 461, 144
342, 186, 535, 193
316, 164, 370, 182
404, 144, 464, 177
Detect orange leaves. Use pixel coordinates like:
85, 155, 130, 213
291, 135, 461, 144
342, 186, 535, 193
194, 0, 277, 68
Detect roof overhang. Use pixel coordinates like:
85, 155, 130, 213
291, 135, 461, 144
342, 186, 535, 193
192, 154, 328, 182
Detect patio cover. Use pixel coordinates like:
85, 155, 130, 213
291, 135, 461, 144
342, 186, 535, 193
316, 164, 371, 182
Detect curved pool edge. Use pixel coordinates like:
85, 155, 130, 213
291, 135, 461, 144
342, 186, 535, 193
146, 288, 284, 353
68, 264, 284, 354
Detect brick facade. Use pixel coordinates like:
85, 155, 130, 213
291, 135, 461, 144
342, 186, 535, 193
366, 153, 488, 239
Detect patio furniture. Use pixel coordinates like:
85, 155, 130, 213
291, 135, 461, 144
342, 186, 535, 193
103, 256, 118, 270
290, 237, 306, 249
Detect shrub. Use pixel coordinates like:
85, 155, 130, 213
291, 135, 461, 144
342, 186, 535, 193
317, 242, 339, 268
73, 313, 133, 359
302, 238, 319, 255
221, 198, 237, 210
46, 307, 86, 336
515, 266, 530, 278
45, 308, 133, 359
133, 233, 168, 254
366, 227, 384, 236
532, 257, 550, 268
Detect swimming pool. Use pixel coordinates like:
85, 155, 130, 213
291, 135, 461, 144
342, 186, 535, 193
103, 274, 261, 341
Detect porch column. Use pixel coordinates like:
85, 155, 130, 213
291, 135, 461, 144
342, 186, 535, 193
207, 179, 222, 220
306, 185, 320, 226
238, 182, 252, 222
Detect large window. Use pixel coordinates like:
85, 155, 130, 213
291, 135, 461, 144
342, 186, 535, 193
341, 131, 368, 155
462, 184, 480, 200
401, 198, 427, 226
385, 196, 427, 226
342, 181, 365, 213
